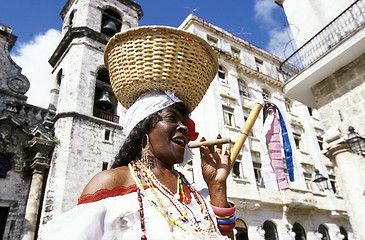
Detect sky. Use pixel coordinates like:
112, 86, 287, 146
1, 0, 293, 108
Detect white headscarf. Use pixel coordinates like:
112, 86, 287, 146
124, 89, 182, 136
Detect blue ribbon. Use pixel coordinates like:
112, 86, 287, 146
268, 103, 294, 182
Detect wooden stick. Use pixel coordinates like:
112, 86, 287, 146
188, 138, 231, 148
229, 102, 263, 166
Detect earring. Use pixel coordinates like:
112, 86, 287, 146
141, 134, 154, 169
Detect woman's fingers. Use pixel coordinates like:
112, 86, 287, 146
200, 134, 231, 163
215, 134, 223, 154
199, 137, 210, 162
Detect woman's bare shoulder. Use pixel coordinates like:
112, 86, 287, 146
81, 166, 134, 195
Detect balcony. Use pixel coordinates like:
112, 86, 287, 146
93, 108, 119, 123
281, 0, 365, 107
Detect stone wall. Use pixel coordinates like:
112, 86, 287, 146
40, 113, 124, 225
0, 23, 55, 240
313, 53, 365, 135
0, 119, 32, 240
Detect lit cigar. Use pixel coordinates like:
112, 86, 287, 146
187, 138, 231, 148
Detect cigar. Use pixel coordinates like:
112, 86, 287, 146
187, 138, 231, 148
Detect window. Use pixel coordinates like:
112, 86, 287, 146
104, 129, 111, 141
282, 158, 290, 185
340, 226, 348, 240
207, 35, 218, 48
0, 207, 9, 239
308, 107, 313, 116
263, 221, 278, 240
253, 161, 264, 187
293, 222, 307, 240
238, 79, 249, 98
218, 65, 228, 84
93, 68, 119, 123
0, 153, 11, 178
262, 89, 270, 102
304, 172, 314, 191
68, 11, 75, 27
318, 224, 330, 240
293, 133, 302, 149
49, 69, 63, 111
231, 47, 241, 59
284, 98, 292, 113
232, 155, 244, 179
102, 162, 109, 171
235, 219, 249, 240
96, 68, 110, 84
56, 69, 62, 86
255, 57, 264, 72
101, 9, 122, 37
317, 137, 324, 150
328, 174, 337, 194
252, 152, 263, 186
222, 106, 235, 127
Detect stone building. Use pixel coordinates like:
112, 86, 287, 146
179, 14, 353, 240
0, 24, 55, 239
277, 0, 365, 238
0, 0, 360, 239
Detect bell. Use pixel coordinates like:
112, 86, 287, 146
102, 20, 118, 36
95, 90, 113, 110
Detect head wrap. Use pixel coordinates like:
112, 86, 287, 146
124, 89, 182, 136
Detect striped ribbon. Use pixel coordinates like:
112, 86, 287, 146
269, 103, 294, 182
265, 107, 289, 190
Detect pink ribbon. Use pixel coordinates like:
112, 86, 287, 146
266, 108, 289, 190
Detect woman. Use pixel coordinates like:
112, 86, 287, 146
42, 26, 236, 239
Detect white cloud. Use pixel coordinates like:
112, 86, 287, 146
267, 27, 295, 59
254, 0, 276, 25
11, 29, 61, 108
253, 0, 296, 59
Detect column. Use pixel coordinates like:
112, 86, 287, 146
326, 138, 365, 240
22, 152, 50, 240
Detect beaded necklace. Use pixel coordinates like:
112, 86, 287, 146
129, 161, 217, 240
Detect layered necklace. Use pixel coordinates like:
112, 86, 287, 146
129, 160, 217, 240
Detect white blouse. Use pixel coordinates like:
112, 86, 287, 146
41, 186, 229, 240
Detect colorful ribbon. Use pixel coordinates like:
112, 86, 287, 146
269, 103, 294, 182
265, 107, 289, 190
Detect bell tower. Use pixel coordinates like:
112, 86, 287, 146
39, 0, 143, 228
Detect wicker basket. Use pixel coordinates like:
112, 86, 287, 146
104, 26, 218, 111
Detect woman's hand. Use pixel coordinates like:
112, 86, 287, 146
200, 134, 231, 208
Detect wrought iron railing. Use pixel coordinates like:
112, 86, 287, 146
280, 0, 365, 81
93, 108, 119, 123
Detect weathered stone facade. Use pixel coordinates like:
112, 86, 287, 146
280, 0, 365, 238
313, 53, 365, 135
312, 53, 365, 240
0, 24, 55, 240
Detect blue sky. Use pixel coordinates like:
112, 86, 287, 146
1, 0, 292, 108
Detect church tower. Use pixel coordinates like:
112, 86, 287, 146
39, 0, 143, 228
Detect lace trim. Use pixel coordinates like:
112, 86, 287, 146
78, 184, 148, 205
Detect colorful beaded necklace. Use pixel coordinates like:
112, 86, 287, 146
129, 161, 217, 240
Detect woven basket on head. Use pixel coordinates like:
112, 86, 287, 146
104, 26, 218, 111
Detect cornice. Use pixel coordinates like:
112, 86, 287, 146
49, 27, 109, 67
